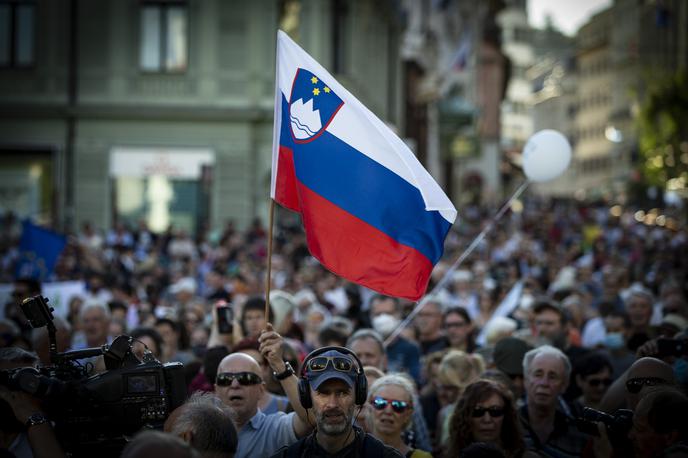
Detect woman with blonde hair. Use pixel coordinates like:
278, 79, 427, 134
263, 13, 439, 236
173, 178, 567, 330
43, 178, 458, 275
436, 350, 485, 446
367, 373, 433, 457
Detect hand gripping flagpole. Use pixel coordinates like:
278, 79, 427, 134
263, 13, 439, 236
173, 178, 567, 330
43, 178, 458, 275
383, 180, 530, 346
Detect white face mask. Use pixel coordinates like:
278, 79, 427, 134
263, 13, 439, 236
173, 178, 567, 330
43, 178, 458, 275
372, 313, 400, 338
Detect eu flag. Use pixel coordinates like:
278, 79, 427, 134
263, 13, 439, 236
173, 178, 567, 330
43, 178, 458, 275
15, 220, 66, 281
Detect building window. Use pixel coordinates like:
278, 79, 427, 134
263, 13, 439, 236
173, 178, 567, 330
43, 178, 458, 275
139, 2, 188, 73
0, 1, 35, 68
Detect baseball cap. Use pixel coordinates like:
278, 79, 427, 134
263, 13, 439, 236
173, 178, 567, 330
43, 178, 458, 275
493, 337, 532, 376
305, 349, 358, 391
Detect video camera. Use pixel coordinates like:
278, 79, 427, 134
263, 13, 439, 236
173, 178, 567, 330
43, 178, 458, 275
576, 407, 633, 439
0, 295, 188, 457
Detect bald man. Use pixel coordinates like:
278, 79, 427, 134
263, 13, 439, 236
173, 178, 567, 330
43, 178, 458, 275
599, 357, 676, 412
215, 350, 310, 458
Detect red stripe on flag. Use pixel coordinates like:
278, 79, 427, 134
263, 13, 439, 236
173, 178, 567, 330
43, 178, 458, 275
275, 146, 300, 212
297, 181, 433, 301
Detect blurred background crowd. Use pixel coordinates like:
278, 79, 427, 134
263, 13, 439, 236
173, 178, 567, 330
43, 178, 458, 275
1, 197, 687, 457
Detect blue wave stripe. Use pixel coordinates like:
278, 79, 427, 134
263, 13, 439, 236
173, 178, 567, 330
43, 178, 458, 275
279, 94, 451, 264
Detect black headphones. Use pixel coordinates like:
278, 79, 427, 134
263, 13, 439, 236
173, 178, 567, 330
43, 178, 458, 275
297, 346, 368, 408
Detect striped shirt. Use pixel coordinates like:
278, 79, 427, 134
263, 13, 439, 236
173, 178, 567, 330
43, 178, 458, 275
519, 404, 589, 458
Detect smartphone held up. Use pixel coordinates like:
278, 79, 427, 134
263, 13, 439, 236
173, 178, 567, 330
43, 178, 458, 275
216, 302, 234, 334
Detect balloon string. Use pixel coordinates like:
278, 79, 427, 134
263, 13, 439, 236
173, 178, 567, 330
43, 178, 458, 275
383, 180, 531, 346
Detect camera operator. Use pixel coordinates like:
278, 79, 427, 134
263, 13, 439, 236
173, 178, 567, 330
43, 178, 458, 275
0, 347, 65, 458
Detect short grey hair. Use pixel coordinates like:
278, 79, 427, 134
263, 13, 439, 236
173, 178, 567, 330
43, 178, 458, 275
368, 373, 417, 402
367, 373, 418, 431
80, 300, 111, 320
347, 329, 386, 353
522, 345, 571, 381
423, 296, 446, 313
169, 392, 237, 457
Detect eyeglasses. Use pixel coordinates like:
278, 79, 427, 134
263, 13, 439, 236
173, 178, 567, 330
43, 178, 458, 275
216, 372, 262, 386
307, 356, 354, 373
586, 377, 613, 387
471, 407, 505, 418
625, 377, 668, 394
370, 396, 412, 414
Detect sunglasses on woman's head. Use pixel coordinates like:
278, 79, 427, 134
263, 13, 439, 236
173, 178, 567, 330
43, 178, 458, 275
625, 377, 667, 394
216, 372, 263, 386
370, 396, 412, 414
471, 406, 505, 418
307, 356, 354, 373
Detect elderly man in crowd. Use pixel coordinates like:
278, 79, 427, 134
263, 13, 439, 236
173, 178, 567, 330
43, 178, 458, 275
519, 345, 588, 457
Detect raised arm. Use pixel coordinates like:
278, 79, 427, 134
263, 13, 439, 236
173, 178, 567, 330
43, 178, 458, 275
259, 323, 313, 438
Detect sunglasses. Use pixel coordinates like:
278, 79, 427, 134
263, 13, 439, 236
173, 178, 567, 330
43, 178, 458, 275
625, 377, 668, 394
370, 396, 412, 414
471, 407, 505, 418
586, 377, 613, 387
307, 356, 354, 373
216, 372, 263, 386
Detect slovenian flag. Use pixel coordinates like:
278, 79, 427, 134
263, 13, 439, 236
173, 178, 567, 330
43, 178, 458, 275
271, 31, 457, 301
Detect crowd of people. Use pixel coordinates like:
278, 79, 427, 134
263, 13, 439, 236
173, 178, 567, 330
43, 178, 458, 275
0, 198, 687, 457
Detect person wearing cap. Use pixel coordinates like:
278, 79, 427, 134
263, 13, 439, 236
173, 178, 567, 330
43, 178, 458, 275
269, 346, 403, 457
493, 337, 532, 404
213, 324, 311, 458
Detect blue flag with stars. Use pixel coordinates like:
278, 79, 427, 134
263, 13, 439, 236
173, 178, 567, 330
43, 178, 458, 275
15, 220, 66, 281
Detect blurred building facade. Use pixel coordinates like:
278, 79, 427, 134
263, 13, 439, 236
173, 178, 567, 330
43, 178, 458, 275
0, 0, 402, 234
527, 22, 576, 196
497, 0, 534, 160
400, 0, 509, 206
573, 8, 614, 196
529, 0, 688, 199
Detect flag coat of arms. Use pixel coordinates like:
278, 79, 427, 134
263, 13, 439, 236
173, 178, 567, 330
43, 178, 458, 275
271, 31, 457, 301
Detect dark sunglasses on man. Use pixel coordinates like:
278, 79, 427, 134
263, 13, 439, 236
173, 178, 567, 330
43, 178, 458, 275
471, 406, 505, 418
216, 371, 263, 386
307, 355, 354, 373
370, 396, 412, 414
625, 376, 668, 394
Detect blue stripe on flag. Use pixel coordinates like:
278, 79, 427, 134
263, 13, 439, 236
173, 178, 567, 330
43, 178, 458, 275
280, 95, 451, 264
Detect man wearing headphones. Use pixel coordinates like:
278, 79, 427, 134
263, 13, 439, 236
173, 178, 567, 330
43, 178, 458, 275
268, 342, 403, 457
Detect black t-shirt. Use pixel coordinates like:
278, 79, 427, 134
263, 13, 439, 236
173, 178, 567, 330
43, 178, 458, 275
270, 426, 404, 458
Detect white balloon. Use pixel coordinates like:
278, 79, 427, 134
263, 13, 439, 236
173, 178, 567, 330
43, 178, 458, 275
522, 129, 572, 183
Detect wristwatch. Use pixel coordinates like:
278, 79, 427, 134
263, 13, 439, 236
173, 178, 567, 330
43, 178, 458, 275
25, 412, 49, 428
273, 362, 294, 381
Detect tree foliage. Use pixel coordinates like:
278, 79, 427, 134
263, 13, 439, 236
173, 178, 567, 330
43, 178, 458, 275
637, 70, 688, 190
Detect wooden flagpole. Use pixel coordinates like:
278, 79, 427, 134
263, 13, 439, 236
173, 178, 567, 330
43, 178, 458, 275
265, 199, 276, 320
